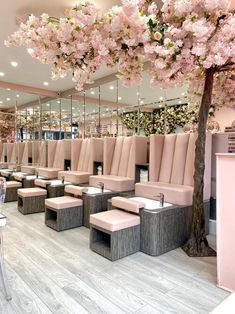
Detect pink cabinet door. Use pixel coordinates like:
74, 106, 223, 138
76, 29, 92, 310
216, 154, 235, 292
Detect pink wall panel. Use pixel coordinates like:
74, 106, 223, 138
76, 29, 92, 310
231, 0, 235, 9
216, 154, 235, 292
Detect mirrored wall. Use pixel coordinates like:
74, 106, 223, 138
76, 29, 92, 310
0, 71, 190, 142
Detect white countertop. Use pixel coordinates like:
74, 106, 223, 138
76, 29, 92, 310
216, 153, 235, 157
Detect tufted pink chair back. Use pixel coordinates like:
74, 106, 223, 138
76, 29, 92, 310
8, 143, 17, 164
0, 143, 3, 162
149, 133, 212, 199
17, 142, 26, 164
103, 136, 148, 179
21, 141, 33, 165
75, 138, 103, 173
2, 143, 7, 163
48, 139, 72, 169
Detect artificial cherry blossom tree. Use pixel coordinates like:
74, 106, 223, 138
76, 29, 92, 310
143, 0, 235, 256
6, 0, 235, 256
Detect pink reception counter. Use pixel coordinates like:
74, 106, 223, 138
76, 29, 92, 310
216, 154, 235, 292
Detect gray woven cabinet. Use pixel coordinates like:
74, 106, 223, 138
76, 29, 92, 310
90, 224, 140, 261
22, 178, 35, 188
47, 185, 66, 198
83, 190, 135, 228
17, 194, 47, 215
5, 187, 18, 202
82, 191, 120, 228
45, 205, 83, 231
140, 201, 210, 256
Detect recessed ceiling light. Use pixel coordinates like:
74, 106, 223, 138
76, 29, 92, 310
72, 107, 75, 110
90, 90, 95, 95
0, 72, 5, 77
159, 104, 163, 108
60, 74, 65, 79
159, 97, 164, 101
27, 48, 34, 54
140, 100, 144, 105
43, 81, 49, 86
6, 98, 11, 101
0, 101, 3, 104
57, 100, 60, 104
7, 88, 11, 91
62, 109, 65, 112
46, 103, 50, 106
109, 85, 114, 90
11, 61, 18, 67
181, 92, 186, 96
178, 100, 182, 104
16, 94, 20, 98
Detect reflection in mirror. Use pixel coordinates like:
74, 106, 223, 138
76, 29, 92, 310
73, 92, 85, 138
119, 82, 139, 136
0, 69, 189, 141
86, 87, 99, 137
61, 98, 72, 139
41, 101, 51, 140
50, 99, 61, 139
71, 96, 79, 139
33, 102, 41, 140
100, 80, 118, 137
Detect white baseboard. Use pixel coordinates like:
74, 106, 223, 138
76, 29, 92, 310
209, 219, 216, 235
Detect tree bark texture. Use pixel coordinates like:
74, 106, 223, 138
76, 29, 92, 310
183, 67, 216, 257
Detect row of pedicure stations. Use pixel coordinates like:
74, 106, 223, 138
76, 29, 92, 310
0, 134, 212, 261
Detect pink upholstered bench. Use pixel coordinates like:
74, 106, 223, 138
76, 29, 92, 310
17, 187, 47, 215
90, 207, 140, 261
5, 181, 22, 202
35, 178, 71, 198
45, 196, 83, 231
64, 185, 88, 196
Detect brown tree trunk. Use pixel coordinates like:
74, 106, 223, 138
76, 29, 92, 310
183, 67, 216, 257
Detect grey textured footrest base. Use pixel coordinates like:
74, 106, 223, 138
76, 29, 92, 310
45, 205, 83, 232
18, 195, 47, 215
90, 224, 140, 261
5, 187, 18, 202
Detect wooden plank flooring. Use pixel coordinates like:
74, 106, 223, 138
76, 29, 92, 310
0, 202, 229, 314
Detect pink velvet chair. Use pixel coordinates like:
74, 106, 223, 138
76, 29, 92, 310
21, 141, 47, 174
0, 143, 5, 166
0, 143, 8, 168
7, 143, 16, 165
58, 138, 103, 184
89, 136, 148, 192
17, 142, 26, 165
135, 133, 212, 206
36, 140, 72, 179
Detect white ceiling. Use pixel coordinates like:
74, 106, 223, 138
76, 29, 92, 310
0, 0, 119, 95
0, 0, 187, 112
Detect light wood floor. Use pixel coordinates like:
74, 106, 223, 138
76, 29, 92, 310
0, 202, 229, 314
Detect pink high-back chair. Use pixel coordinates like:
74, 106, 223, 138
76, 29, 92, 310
58, 138, 103, 184
89, 136, 148, 192
135, 133, 212, 206
36, 139, 72, 179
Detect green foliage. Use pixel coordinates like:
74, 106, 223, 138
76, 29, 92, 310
120, 105, 215, 135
